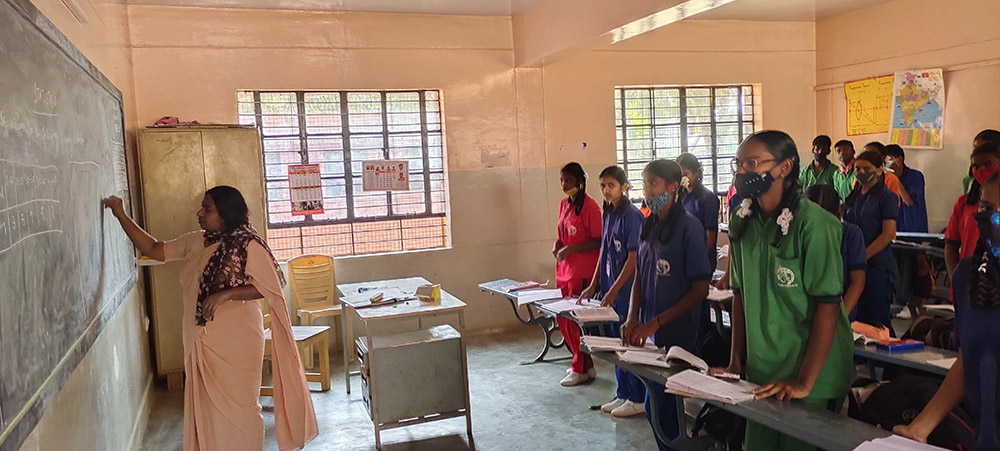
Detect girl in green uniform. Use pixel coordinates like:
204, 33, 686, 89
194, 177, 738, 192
712, 130, 854, 451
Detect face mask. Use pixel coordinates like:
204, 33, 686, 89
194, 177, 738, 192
563, 187, 579, 197
855, 171, 878, 186
645, 191, 671, 215
974, 208, 1000, 257
733, 171, 775, 199
973, 167, 999, 185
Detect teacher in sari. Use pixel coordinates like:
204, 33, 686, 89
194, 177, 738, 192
104, 185, 317, 451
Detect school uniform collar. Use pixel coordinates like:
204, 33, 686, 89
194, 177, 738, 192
840, 159, 855, 174
861, 179, 886, 197
604, 199, 629, 214
687, 184, 706, 200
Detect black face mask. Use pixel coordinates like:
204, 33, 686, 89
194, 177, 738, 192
855, 171, 878, 186
734, 171, 775, 199
974, 208, 1000, 258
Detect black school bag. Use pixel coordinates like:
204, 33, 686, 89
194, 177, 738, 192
691, 322, 746, 450
849, 374, 975, 450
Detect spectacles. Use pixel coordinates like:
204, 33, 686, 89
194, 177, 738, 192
730, 157, 776, 174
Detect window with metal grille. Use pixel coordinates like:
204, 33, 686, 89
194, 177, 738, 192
615, 85, 757, 203
237, 90, 450, 260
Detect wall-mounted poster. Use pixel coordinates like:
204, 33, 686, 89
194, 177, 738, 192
363, 160, 409, 191
889, 69, 945, 149
844, 74, 894, 136
288, 164, 323, 215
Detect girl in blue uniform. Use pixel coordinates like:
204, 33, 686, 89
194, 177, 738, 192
676, 153, 720, 347
895, 171, 1000, 449
580, 166, 646, 417
842, 150, 899, 330
622, 159, 711, 451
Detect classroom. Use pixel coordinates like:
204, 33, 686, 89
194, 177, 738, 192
2, 0, 999, 450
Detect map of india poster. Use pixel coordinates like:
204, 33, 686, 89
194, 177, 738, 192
889, 69, 945, 149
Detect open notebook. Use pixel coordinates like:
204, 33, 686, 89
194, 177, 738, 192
540, 299, 620, 322
665, 369, 758, 405
618, 346, 709, 372
853, 435, 948, 450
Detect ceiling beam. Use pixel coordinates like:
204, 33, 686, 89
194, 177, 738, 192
512, 0, 735, 68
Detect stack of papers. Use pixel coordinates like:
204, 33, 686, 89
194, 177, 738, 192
618, 350, 670, 368
853, 435, 948, 450
926, 358, 957, 370
515, 288, 563, 306
665, 369, 758, 404
581, 336, 658, 353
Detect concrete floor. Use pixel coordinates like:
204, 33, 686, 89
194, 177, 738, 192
138, 329, 659, 451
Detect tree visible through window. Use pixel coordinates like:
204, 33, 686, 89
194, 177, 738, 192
615, 85, 756, 203
238, 90, 450, 259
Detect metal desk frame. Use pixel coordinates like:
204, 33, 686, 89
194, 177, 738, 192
478, 279, 569, 365
338, 277, 473, 450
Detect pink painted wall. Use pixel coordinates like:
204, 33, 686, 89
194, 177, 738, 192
816, 0, 1000, 230
18, 1, 152, 450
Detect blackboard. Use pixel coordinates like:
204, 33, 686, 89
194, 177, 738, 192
0, 0, 137, 449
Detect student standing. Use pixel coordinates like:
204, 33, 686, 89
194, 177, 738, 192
713, 130, 852, 451
554, 162, 603, 386
842, 150, 899, 330
946, 142, 1000, 277
863, 141, 904, 203
895, 173, 1000, 449
676, 153, 720, 346
805, 184, 867, 318
834, 139, 857, 200
579, 166, 646, 417
104, 188, 318, 451
621, 159, 710, 451
963, 129, 1000, 193
800, 135, 837, 189
885, 144, 927, 233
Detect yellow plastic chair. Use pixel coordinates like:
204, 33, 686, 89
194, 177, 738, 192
287, 254, 341, 326
287, 254, 349, 367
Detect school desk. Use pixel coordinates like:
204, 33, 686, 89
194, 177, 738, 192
854, 342, 957, 378
337, 277, 472, 449
533, 299, 618, 336
478, 279, 569, 365
586, 346, 892, 451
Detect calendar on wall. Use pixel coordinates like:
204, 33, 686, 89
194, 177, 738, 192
362, 160, 409, 191
288, 164, 323, 215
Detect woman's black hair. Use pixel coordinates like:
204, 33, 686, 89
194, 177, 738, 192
561, 162, 587, 215
730, 130, 802, 246
640, 159, 684, 243
844, 150, 886, 207
969, 244, 1000, 310
804, 184, 840, 217
865, 141, 887, 157
884, 144, 905, 160
675, 153, 702, 175
975, 129, 1000, 144
966, 142, 1000, 206
599, 165, 628, 187
206, 185, 250, 232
